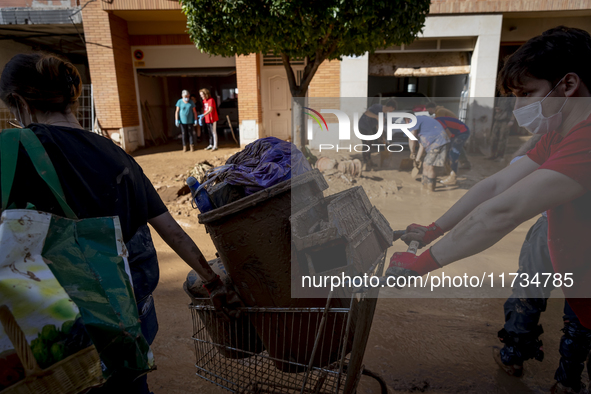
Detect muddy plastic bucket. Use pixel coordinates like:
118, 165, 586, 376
198, 169, 328, 309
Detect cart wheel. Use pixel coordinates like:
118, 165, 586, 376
361, 368, 388, 394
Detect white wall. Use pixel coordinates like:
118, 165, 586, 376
420, 15, 503, 98
340, 15, 504, 100
240, 120, 259, 148
340, 53, 369, 97
130, 45, 236, 69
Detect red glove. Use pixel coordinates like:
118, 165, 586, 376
388, 249, 441, 276
404, 222, 444, 246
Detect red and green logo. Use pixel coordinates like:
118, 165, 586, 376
304, 107, 328, 132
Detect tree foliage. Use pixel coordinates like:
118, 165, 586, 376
181, 0, 430, 97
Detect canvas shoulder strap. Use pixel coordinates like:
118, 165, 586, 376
0, 128, 78, 219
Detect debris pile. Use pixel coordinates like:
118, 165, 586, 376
316, 157, 362, 177
153, 154, 234, 219
314, 156, 398, 199
187, 154, 233, 183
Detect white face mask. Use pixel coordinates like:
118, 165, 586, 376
512, 77, 568, 135
183, 97, 189, 103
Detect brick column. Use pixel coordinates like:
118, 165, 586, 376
308, 60, 341, 98
235, 54, 263, 146
308, 60, 341, 124
82, 2, 139, 133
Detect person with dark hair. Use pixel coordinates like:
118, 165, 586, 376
426, 101, 457, 119
427, 102, 471, 169
357, 99, 398, 169
0, 53, 242, 394
199, 88, 219, 151
389, 26, 591, 393
435, 116, 471, 185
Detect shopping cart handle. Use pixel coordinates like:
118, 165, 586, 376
406, 240, 419, 255
353, 240, 422, 293
392, 230, 405, 242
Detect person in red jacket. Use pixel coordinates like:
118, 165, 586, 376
390, 26, 591, 393
199, 88, 219, 151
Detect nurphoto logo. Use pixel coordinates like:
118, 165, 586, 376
304, 108, 418, 153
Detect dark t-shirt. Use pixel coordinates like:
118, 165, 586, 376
358, 103, 383, 133
4, 124, 167, 243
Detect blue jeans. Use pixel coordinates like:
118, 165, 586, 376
449, 133, 470, 172
503, 216, 553, 335
500, 216, 591, 389
499, 217, 551, 366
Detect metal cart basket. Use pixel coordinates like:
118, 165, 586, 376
190, 256, 385, 394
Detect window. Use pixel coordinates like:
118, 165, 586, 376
263, 53, 305, 66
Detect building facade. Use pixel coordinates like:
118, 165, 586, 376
1, 0, 590, 150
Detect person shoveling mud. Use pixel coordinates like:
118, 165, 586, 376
407, 114, 450, 191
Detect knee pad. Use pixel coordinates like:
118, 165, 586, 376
559, 320, 591, 362
498, 326, 544, 363
554, 320, 591, 390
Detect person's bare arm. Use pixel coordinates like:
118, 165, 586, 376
409, 130, 419, 153
148, 211, 216, 282
434, 157, 540, 231
192, 107, 198, 119
416, 144, 425, 162
512, 134, 542, 159
401, 157, 540, 246
431, 168, 585, 265
175, 106, 180, 121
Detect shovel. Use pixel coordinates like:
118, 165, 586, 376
410, 160, 422, 179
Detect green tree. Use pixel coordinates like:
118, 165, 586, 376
180, 0, 430, 98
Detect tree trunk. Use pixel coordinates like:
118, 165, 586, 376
281, 53, 325, 148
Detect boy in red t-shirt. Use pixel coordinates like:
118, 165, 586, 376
199, 88, 219, 151
390, 26, 591, 393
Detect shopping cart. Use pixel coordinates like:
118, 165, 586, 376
189, 254, 388, 394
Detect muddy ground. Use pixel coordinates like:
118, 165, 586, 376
134, 136, 576, 394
